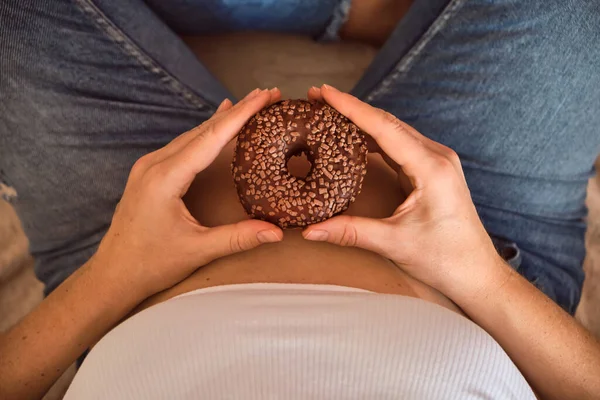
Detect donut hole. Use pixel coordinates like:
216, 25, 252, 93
286, 149, 312, 179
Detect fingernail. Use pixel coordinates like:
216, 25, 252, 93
322, 84, 339, 92
269, 87, 279, 94
304, 230, 329, 241
310, 86, 319, 91
257, 230, 281, 244
244, 88, 261, 100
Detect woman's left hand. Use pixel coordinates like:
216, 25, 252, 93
305, 85, 504, 302
93, 88, 284, 299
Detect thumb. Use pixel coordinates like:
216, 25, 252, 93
302, 215, 395, 257
198, 219, 283, 263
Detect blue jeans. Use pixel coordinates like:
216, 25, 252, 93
1, 0, 599, 315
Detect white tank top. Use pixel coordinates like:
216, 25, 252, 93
65, 283, 535, 399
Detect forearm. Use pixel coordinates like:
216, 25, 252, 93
455, 261, 600, 400
0, 256, 144, 399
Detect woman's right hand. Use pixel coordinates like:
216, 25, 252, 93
93, 88, 284, 300
304, 85, 509, 302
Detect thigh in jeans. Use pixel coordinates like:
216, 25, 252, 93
354, 0, 600, 313
0, 0, 232, 295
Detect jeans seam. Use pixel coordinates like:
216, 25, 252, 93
72, 0, 210, 111
473, 199, 587, 226
366, 0, 467, 102
318, 0, 353, 41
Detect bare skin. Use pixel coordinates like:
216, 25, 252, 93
1, 87, 599, 400
135, 137, 460, 314
341, 0, 415, 46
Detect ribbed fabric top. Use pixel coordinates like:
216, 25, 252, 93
65, 283, 535, 399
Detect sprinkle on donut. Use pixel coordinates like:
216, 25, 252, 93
232, 99, 368, 229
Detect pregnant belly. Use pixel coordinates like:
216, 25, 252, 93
135, 140, 462, 315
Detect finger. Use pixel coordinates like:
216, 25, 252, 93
302, 215, 395, 257
319, 84, 435, 180
367, 124, 463, 183
267, 87, 282, 104
209, 88, 272, 138
203, 87, 278, 142
198, 219, 283, 263
321, 84, 456, 170
308, 87, 387, 169
309, 87, 403, 182
321, 85, 438, 155
307, 86, 323, 102
311, 86, 415, 193
215, 98, 233, 114
417, 138, 466, 179
162, 89, 273, 191
150, 88, 265, 164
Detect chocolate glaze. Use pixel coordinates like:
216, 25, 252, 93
232, 99, 368, 228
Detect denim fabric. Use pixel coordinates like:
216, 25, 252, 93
142, 0, 352, 40
352, 0, 600, 313
1, 0, 599, 314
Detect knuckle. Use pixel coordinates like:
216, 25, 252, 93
199, 124, 217, 140
131, 154, 153, 175
229, 230, 252, 253
432, 154, 455, 172
381, 110, 405, 133
338, 220, 359, 247
443, 147, 461, 165
229, 233, 241, 253
188, 122, 209, 138
190, 124, 219, 148
423, 155, 458, 183
381, 110, 396, 123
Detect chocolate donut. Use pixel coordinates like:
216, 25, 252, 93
232, 99, 368, 228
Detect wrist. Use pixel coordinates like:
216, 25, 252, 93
86, 251, 151, 307
444, 253, 515, 310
